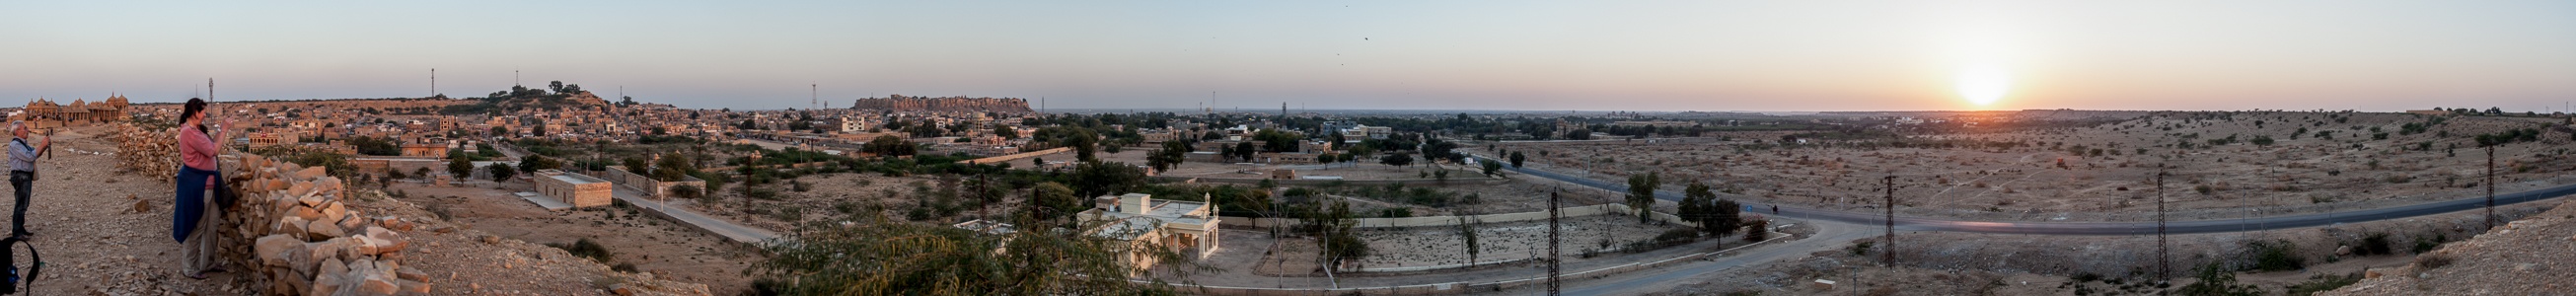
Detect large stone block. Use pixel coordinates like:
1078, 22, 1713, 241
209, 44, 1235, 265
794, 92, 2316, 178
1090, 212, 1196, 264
321, 202, 347, 224
275, 217, 309, 240
308, 218, 343, 239
256, 235, 303, 267
293, 206, 324, 221
295, 166, 328, 180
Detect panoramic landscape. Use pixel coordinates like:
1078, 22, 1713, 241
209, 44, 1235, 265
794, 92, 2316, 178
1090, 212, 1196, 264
4, 1, 2574, 296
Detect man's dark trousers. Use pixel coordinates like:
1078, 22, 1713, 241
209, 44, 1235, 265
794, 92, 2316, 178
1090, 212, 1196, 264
10, 171, 31, 238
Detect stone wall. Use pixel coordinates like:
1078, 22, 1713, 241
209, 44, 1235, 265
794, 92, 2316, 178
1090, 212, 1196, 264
598, 166, 705, 198
112, 123, 179, 179
224, 154, 433, 295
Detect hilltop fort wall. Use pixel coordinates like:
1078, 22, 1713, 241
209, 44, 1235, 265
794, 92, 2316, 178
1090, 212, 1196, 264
848, 95, 1032, 112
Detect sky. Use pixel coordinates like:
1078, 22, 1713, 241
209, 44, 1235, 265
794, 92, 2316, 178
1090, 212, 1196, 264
5, 1, 2573, 111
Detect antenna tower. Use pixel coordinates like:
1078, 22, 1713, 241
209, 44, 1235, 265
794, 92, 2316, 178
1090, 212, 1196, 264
1883, 176, 1895, 266
1546, 189, 1562, 296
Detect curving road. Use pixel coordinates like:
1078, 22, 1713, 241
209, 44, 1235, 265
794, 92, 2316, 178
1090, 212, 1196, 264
1472, 155, 2576, 235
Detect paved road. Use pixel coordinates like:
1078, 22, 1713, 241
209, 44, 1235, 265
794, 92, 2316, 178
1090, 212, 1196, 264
609, 186, 782, 244
1472, 154, 2576, 235
1565, 220, 1875, 295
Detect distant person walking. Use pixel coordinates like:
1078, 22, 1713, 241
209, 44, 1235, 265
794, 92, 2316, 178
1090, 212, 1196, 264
8, 120, 51, 240
173, 99, 230, 279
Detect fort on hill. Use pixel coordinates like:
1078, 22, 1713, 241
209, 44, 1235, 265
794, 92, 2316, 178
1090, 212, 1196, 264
849, 95, 1032, 112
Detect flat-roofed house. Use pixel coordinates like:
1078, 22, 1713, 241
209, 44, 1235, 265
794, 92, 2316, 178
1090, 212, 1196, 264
1076, 193, 1221, 273
534, 170, 614, 208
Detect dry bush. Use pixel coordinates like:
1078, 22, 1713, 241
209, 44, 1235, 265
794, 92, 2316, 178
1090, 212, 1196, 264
2414, 252, 2455, 269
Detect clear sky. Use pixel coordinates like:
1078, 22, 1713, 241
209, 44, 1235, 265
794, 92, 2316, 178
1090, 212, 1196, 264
5, 1, 2573, 111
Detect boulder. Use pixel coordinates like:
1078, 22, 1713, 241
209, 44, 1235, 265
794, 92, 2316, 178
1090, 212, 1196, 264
294, 166, 327, 180
396, 266, 429, 281
310, 269, 345, 296
398, 280, 431, 294
274, 217, 307, 239
256, 235, 303, 267
298, 192, 325, 207
308, 218, 344, 239
293, 206, 324, 221
321, 202, 347, 224
357, 272, 400, 296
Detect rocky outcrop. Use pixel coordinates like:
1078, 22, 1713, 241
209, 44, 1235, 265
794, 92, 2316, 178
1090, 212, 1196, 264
849, 95, 1032, 112
2324, 199, 2576, 295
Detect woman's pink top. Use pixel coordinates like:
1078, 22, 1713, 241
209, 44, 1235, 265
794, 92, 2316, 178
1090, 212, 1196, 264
181, 124, 221, 185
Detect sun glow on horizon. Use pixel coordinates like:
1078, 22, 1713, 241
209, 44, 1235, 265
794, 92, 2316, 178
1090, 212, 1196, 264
1955, 64, 2012, 108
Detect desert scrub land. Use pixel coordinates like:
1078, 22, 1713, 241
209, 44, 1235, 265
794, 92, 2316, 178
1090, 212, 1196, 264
1501, 111, 2576, 222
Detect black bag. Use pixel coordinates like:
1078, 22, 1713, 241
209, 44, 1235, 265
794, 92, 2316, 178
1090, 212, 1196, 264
211, 167, 237, 208
0, 235, 40, 294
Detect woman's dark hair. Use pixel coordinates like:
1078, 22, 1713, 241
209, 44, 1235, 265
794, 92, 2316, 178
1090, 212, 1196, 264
181, 98, 208, 132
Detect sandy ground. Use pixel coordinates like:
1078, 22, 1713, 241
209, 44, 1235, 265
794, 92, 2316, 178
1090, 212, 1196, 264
388, 180, 762, 294
1240, 214, 1691, 276
1502, 112, 2576, 222
8, 124, 709, 295
680, 172, 950, 232
1653, 200, 2554, 295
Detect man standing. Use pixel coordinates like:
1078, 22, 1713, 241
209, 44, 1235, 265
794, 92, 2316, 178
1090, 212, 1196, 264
9, 120, 50, 240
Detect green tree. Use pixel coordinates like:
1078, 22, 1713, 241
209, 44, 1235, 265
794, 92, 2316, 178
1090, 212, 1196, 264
2173, 262, 2263, 296
486, 162, 517, 181
446, 156, 474, 179
994, 125, 1019, 140
1146, 140, 1190, 172
652, 152, 698, 182
865, 135, 919, 157
1509, 151, 1526, 168
1252, 129, 1300, 153
1480, 160, 1503, 177
1068, 161, 1146, 197
1680, 182, 1740, 240
1458, 215, 1481, 266
1308, 199, 1370, 271
1232, 142, 1257, 162
1028, 183, 1080, 222
1379, 153, 1414, 167
622, 157, 650, 173
1626, 172, 1661, 223
748, 215, 1197, 295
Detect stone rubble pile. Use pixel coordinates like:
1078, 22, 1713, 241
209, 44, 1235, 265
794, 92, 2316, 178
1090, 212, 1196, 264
225, 154, 431, 295
110, 123, 179, 179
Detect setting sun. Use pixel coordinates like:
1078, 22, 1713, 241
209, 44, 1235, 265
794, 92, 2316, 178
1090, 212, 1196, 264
1955, 64, 2012, 107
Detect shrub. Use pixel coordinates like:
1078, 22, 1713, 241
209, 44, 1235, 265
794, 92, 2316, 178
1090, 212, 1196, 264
1850, 242, 1874, 256
611, 262, 639, 272
2358, 233, 2393, 256
1742, 220, 1771, 242
2414, 252, 2455, 269
2281, 272, 2361, 296
551, 238, 615, 262
2247, 240, 2305, 271
2411, 234, 2446, 254
1655, 228, 1699, 245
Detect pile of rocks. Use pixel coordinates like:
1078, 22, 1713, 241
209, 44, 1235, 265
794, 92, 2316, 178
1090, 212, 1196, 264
110, 123, 178, 179
225, 154, 432, 295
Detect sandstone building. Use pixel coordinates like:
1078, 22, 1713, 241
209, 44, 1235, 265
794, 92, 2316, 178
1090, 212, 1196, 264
15, 94, 130, 127
1078, 193, 1221, 274
848, 95, 1032, 112
534, 170, 614, 208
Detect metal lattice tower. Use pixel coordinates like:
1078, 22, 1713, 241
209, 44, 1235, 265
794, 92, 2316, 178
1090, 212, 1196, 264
1882, 176, 1895, 266
2157, 168, 2169, 279
1547, 190, 1562, 296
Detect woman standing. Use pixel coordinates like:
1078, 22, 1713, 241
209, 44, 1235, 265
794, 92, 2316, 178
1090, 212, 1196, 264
173, 98, 228, 279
